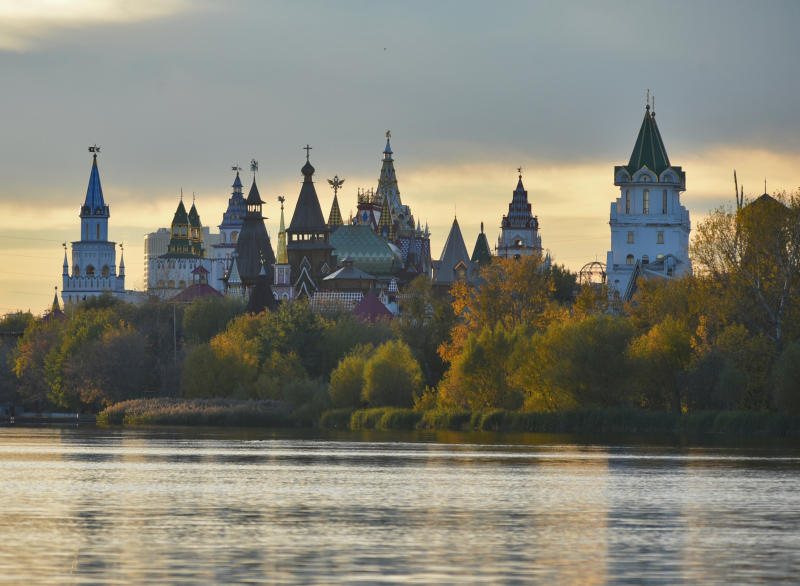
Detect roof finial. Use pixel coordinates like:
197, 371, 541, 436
232, 163, 241, 174
481, 221, 484, 234
192, 192, 196, 204
278, 195, 285, 210
651, 93, 655, 117
180, 187, 183, 201
328, 175, 345, 197
303, 144, 312, 161
386, 130, 391, 138
517, 166, 522, 179
765, 177, 768, 195
250, 158, 258, 176
646, 88, 650, 111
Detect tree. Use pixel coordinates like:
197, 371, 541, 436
438, 324, 525, 411
627, 317, 694, 412
440, 255, 563, 363
394, 275, 455, 387
329, 345, 373, 409
515, 314, 636, 411
773, 342, 800, 413
692, 192, 800, 352
362, 340, 423, 407
183, 296, 245, 344
12, 319, 64, 410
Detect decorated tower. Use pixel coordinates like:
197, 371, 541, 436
497, 170, 542, 259
235, 159, 276, 291
62, 146, 125, 305
272, 196, 293, 300
212, 166, 247, 289
327, 175, 344, 231
287, 146, 334, 299
606, 99, 691, 300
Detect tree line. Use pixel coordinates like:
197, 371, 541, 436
2, 189, 799, 420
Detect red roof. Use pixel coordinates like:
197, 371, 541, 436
352, 290, 393, 322
170, 283, 223, 303
191, 265, 210, 275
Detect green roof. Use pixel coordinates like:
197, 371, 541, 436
471, 229, 492, 265
626, 107, 671, 175
172, 200, 189, 226
330, 225, 403, 277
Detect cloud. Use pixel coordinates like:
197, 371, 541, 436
0, 0, 191, 51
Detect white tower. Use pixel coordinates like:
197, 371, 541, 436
62, 147, 125, 305
497, 170, 542, 259
606, 102, 691, 300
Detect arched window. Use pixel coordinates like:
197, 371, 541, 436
168, 280, 175, 288
181, 226, 187, 236
643, 189, 650, 214
627, 231, 634, 244
662, 190, 668, 214
657, 231, 664, 244
178, 280, 186, 289
96, 224, 100, 240
642, 255, 649, 264
101, 266, 109, 277
221, 233, 226, 243
232, 231, 238, 243
85, 265, 95, 277
74, 265, 80, 277
84, 223, 88, 238
656, 254, 664, 260
626, 254, 634, 265
625, 190, 630, 214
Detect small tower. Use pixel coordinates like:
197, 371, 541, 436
273, 196, 294, 301
212, 167, 247, 289
62, 147, 125, 305
432, 216, 473, 290
497, 170, 542, 259
606, 99, 691, 300
287, 147, 334, 299
471, 222, 493, 266
327, 175, 344, 231
235, 160, 277, 291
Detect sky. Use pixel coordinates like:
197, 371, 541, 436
1, 0, 800, 313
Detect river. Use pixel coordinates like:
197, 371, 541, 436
1, 427, 799, 584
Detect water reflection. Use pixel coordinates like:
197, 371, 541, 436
1, 427, 800, 583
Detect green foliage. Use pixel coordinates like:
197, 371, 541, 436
0, 312, 34, 334
328, 345, 372, 409
773, 342, 800, 413
255, 301, 327, 377
439, 324, 525, 411
280, 378, 330, 427
320, 314, 395, 378
547, 263, 578, 304
418, 409, 472, 430
362, 340, 424, 408
516, 315, 636, 411
319, 408, 355, 429
252, 351, 307, 400
349, 407, 421, 430
183, 296, 245, 344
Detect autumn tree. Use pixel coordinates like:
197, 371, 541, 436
362, 340, 423, 408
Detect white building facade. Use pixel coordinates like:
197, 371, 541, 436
606, 104, 691, 300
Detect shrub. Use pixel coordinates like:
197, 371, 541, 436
419, 409, 472, 430
350, 408, 389, 430
378, 408, 421, 430
97, 397, 290, 427
362, 340, 423, 407
329, 345, 373, 408
319, 408, 354, 429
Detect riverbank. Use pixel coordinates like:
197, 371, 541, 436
321, 407, 800, 437
91, 399, 800, 437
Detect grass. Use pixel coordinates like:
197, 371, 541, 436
321, 407, 800, 436
97, 397, 291, 427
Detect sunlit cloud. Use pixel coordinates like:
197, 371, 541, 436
0, 0, 191, 50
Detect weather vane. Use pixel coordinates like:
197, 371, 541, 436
386, 130, 391, 138
232, 163, 241, 173
517, 166, 522, 176
303, 144, 312, 161
88, 144, 100, 155
250, 159, 258, 174
328, 175, 345, 197
278, 195, 285, 209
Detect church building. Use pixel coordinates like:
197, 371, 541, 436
62, 148, 126, 305
605, 101, 691, 300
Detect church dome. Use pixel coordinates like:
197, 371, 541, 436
301, 160, 315, 177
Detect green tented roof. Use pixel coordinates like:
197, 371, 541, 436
471, 231, 492, 265
626, 107, 671, 175
172, 200, 189, 225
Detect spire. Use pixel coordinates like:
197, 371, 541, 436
119, 247, 125, 276
626, 102, 671, 175
375, 130, 402, 225
434, 217, 471, 284
81, 148, 108, 218
172, 199, 189, 225
502, 170, 535, 229
289, 152, 328, 233
62, 247, 68, 276
277, 196, 288, 264
471, 222, 492, 265
384, 130, 393, 157
188, 200, 201, 228
328, 192, 343, 228
52, 287, 60, 312
378, 188, 394, 240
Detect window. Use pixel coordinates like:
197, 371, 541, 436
627, 231, 634, 244
84, 223, 88, 238
101, 266, 109, 277
657, 231, 664, 244
221, 233, 226, 243
643, 189, 650, 214
657, 254, 664, 260
168, 280, 175, 288
181, 226, 187, 236
96, 224, 100, 239
232, 232, 238, 243
626, 254, 634, 265
74, 265, 80, 277
662, 190, 668, 214
85, 265, 95, 277
642, 255, 649, 264
625, 190, 630, 214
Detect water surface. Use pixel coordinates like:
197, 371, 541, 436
1, 427, 799, 584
